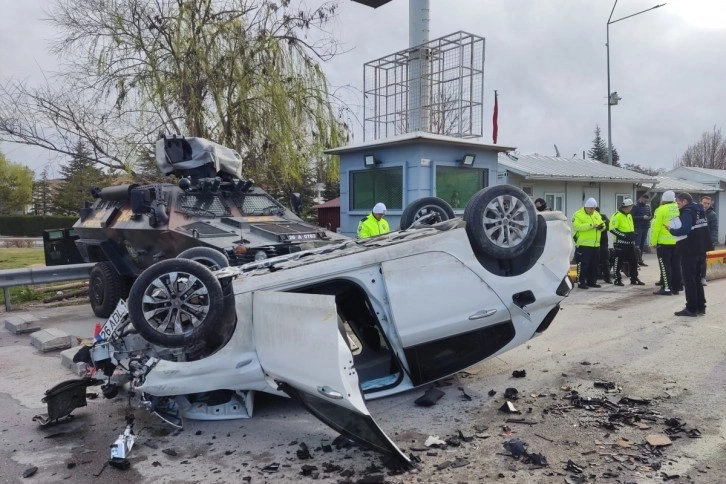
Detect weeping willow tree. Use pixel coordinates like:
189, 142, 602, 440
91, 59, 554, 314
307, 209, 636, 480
0, 0, 347, 192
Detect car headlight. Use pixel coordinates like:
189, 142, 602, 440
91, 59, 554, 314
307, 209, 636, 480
254, 251, 268, 261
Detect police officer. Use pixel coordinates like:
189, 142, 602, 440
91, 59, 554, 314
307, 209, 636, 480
572, 197, 606, 289
651, 191, 681, 295
610, 198, 644, 286
357, 202, 390, 238
669, 192, 710, 316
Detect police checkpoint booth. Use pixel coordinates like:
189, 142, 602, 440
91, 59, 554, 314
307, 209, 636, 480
325, 132, 515, 237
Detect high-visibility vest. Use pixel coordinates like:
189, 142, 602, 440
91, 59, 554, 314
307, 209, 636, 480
571, 208, 604, 247
650, 203, 679, 246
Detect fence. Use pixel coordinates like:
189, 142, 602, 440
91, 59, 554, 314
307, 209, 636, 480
0, 263, 94, 311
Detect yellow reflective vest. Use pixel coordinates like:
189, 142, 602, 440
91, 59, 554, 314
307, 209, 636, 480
609, 210, 635, 243
357, 213, 390, 238
650, 202, 679, 246
571, 208, 605, 247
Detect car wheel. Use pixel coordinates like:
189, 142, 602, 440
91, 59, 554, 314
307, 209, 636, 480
89, 262, 122, 318
400, 197, 456, 229
127, 259, 224, 348
177, 247, 230, 270
464, 185, 538, 259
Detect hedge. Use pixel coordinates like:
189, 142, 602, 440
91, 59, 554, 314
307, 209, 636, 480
0, 215, 78, 237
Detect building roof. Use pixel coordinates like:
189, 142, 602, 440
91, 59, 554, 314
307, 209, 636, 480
325, 131, 516, 155
666, 166, 726, 182
647, 176, 719, 194
498, 154, 657, 183
313, 197, 340, 209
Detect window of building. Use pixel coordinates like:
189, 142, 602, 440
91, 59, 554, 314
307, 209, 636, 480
520, 184, 534, 197
435, 166, 489, 209
545, 193, 565, 212
350, 167, 403, 211
615, 193, 630, 208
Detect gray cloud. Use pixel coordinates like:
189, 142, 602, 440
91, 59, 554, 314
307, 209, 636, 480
1, 0, 724, 174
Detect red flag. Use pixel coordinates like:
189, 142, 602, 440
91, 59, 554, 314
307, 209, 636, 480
492, 90, 499, 144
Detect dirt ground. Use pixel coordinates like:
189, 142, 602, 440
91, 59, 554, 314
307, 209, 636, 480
1, 254, 725, 483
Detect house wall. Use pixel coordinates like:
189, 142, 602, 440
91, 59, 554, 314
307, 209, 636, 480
665, 167, 725, 244
339, 143, 499, 236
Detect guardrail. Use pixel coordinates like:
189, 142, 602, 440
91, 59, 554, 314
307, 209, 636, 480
0, 263, 94, 311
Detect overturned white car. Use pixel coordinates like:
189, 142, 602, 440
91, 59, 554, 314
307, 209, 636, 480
86, 185, 572, 467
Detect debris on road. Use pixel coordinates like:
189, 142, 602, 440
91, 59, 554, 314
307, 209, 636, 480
414, 387, 445, 407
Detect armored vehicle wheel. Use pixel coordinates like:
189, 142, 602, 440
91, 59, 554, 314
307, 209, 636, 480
128, 259, 224, 348
464, 185, 538, 259
89, 262, 123, 318
177, 247, 229, 270
400, 197, 456, 229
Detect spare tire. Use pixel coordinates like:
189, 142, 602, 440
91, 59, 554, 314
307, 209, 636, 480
177, 247, 229, 270
464, 185, 538, 259
400, 197, 456, 230
127, 258, 224, 348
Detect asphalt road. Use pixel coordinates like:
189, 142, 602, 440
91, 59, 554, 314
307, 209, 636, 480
1, 252, 725, 483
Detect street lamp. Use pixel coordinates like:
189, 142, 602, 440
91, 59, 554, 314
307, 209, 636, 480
606, 1, 665, 165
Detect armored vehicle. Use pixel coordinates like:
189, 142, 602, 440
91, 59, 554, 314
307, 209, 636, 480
74, 135, 348, 317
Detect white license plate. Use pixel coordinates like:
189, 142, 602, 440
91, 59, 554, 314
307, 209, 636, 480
98, 299, 128, 341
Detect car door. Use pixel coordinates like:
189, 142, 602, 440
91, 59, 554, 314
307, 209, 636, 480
381, 252, 514, 386
252, 291, 412, 468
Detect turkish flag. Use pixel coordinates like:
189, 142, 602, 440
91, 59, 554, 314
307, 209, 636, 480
492, 90, 499, 144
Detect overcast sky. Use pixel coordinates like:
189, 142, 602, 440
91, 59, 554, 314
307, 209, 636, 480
1, 0, 725, 177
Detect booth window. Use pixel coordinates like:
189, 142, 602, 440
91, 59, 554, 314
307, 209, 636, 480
435, 166, 489, 209
350, 167, 403, 211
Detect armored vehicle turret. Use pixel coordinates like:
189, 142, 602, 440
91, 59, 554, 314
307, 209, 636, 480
75, 135, 347, 317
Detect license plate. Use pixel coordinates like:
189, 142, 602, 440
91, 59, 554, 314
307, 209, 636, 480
98, 299, 128, 341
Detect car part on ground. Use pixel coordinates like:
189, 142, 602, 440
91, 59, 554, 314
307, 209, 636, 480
32, 378, 103, 426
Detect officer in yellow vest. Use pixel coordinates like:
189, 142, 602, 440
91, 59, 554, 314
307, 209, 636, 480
651, 190, 682, 295
610, 198, 644, 286
572, 197, 606, 289
357, 202, 390, 238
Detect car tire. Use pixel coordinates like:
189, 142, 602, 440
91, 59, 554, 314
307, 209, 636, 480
177, 247, 230, 270
464, 185, 538, 259
400, 197, 456, 229
127, 258, 224, 348
89, 262, 122, 318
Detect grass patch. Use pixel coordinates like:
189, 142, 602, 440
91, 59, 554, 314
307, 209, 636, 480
0, 248, 48, 307
0, 248, 45, 270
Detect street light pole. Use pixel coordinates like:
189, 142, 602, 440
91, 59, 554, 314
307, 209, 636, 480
606, 1, 665, 165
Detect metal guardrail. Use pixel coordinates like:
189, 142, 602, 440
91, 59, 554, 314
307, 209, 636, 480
0, 263, 94, 311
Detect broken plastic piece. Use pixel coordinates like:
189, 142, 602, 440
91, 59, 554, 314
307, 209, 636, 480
512, 370, 526, 378
504, 387, 518, 400
499, 401, 519, 414
33, 378, 103, 426
593, 379, 616, 390
110, 424, 135, 460
414, 388, 445, 407
424, 435, 446, 447
502, 438, 528, 459
262, 463, 280, 473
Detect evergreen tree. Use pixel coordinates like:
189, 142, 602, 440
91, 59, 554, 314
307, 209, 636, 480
588, 125, 620, 166
54, 142, 109, 215
32, 167, 53, 215
322, 181, 340, 202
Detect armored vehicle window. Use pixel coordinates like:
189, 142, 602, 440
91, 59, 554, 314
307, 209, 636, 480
176, 194, 231, 217
231, 194, 285, 215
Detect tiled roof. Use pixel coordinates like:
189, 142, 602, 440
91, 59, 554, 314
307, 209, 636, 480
498, 154, 657, 183
313, 197, 340, 209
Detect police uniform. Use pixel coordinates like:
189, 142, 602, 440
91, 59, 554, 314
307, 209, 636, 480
571, 198, 605, 288
610, 199, 643, 286
650, 191, 681, 295
357, 203, 390, 238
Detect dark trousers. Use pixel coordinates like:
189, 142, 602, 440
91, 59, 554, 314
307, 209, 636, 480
656, 244, 681, 292
576, 246, 599, 285
681, 256, 706, 312
634, 229, 649, 260
614, 243, 639, 283
598, 245, 611, 281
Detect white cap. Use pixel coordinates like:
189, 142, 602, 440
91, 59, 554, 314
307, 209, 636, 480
372, 202, 387, 214
662, 190, 676, 202
584, 198, 597, 208
621, 198, 634, 207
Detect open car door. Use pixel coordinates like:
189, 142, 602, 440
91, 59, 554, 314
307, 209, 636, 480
253, 291, 412, 469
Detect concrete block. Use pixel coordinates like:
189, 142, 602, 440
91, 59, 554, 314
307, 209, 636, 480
3, 313, 41, 334
30, 328, 75, 352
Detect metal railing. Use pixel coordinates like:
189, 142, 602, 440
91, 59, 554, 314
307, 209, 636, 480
0, 263, 94, 311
